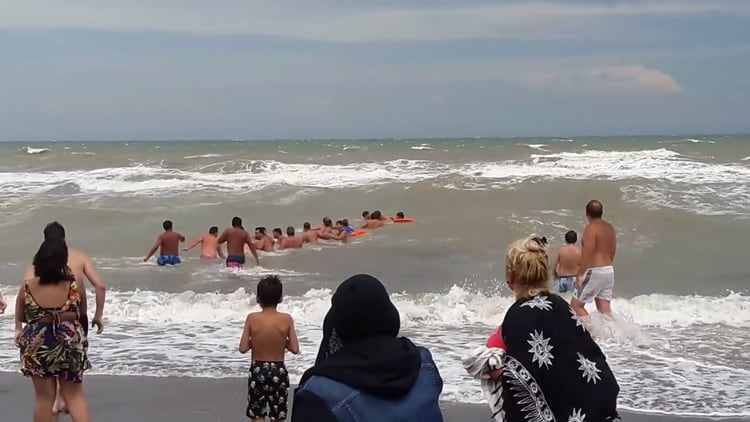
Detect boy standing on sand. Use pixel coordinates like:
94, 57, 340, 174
183, 226, 225, 260
239, 275, 300, 422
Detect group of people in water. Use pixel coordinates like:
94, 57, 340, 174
142, 210, 411, 269
1, 199, 621, 421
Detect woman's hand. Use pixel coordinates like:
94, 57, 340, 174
14, 329, 23, 347
0, 294, 6, 314
489, 368, 503, 381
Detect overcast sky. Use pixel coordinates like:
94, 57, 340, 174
1, 0, 749, 140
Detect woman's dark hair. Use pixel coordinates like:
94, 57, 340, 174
33, 239, 73, 285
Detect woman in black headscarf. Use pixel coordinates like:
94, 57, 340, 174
293, 274, 444, 422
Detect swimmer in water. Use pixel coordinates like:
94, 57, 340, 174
218, 217, 260, 268
279, 226, 304, 250
272, 228, 283, 248
360, 211, 385, 229
553, 230, 580, 294
144, 220, 185, 265
254, 227, 275, 252
314, 217, 334, 239
362, 210, 370, 221
328, 220, 350, 244
183, 226, 225, 260
342, 219, 355, 234
302, 222, 319, 244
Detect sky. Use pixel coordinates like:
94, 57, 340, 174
1, 0, 749, 140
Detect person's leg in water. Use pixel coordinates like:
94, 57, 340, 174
595, 298, 613, 317
571, 297, 589, 318
52, 381, 68, 416
31, 377, 56, 422
58, 379, 91, 422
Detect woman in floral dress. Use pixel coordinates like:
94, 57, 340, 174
15, 238, 91, 422
496, 235, 619, 422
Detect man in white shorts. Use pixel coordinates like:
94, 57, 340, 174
572, 200, 617, 318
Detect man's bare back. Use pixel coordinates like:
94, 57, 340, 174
582, 220, 616, 270
184, 233, 224, 259
257, 235, 275, 252
219, 226, 260, 264
362, 219, 384, 230
239, 309, 299, 361
302, 229, 318, 244
555, 244, 581, 277
280, 236, 303, 250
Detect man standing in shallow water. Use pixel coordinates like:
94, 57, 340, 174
183, 226, 225, 260
219, 217, 260, 268
143, 220, 185, 265
572, 200, 617, 318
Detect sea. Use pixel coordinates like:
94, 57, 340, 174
0, 136, 748, 418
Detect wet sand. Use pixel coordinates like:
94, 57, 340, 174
0, 373, 746, 421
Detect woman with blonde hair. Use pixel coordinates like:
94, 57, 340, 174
496, 235, 619, 422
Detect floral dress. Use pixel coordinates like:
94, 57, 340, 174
19, 280, 91, 383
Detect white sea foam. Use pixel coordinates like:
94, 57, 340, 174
24, 147, 51, 154
2, 149, 748, 215
0, 285, 747, 415
411, 144, 434, 150
518, 143, 548, 151
184, 154, 225, 159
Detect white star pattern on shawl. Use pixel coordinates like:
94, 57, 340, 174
568, 408, 586, 422
576, 353, 601, 384
569, 307, 586, 332
527, 330, 554, 369
521, 296, 553, 311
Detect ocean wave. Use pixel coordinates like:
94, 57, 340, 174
517, 143, 548, 151
184, 153, 225, 159
24, 146, 51, 154
0, 285, 747, 415
411, 144, 434, 150
1, 149, 748, 215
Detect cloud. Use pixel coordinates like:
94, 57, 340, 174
519, 65, 685, 95
1, 0, 749, 43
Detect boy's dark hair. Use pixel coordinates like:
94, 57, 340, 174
362, 211, 370, 219
303, 222, 311, 230
255, 227, 266, 234
335, 220, 343, 226
565, 230, 578, 244
342, 219, 349, 226
371, 210, 382, 220
257, 275, 283, 307
232, 217, 242, 228
273, 227, 282, 236
323, 217, 332, 227
44, 221, 66, 241
163, 220, 173, 230
396, 212, 405, 219
287, 226, 295, 236
209, 226, 219, 235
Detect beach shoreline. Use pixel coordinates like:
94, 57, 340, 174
0, 373, 746, 421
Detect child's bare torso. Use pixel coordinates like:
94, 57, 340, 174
248, 310, 291, 362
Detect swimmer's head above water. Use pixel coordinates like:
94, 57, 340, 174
303, 222, 311, 231
163, 220, 173, 231
396, 212, 405, 219
371, 211, 382, 220
342, 219, 349, 227
287, 226, 296, 236
362, 211, 370, 220
209, 226, 219, 236
323, 217, 333, 227
231, 216, 243, 228
272, 228, 283, 239
254, 227, 267, 240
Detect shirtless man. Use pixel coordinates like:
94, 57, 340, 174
314, 217, 334, 239
22, 221, 106, 415
183, 226, 225, 260
143, 220, 185, 265
0, 293, 5, 314
328, 220, 350, 244
553, 230, 581, 294
361, 210, 385, 229
271, 228, 283, 247
253, 227, 275, 252
362, 210, 370, 221
301, 222, 318, 244
572, 200, 617, 318
218, 217, 260, 268
278, 226, 304, 250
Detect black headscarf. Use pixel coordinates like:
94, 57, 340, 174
302, 274, 421, 399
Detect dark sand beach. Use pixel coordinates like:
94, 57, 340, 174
0, 373, 746, 421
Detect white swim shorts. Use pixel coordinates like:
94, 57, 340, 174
574, 265, 614, 303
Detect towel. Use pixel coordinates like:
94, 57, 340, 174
462, 346, 505, 422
